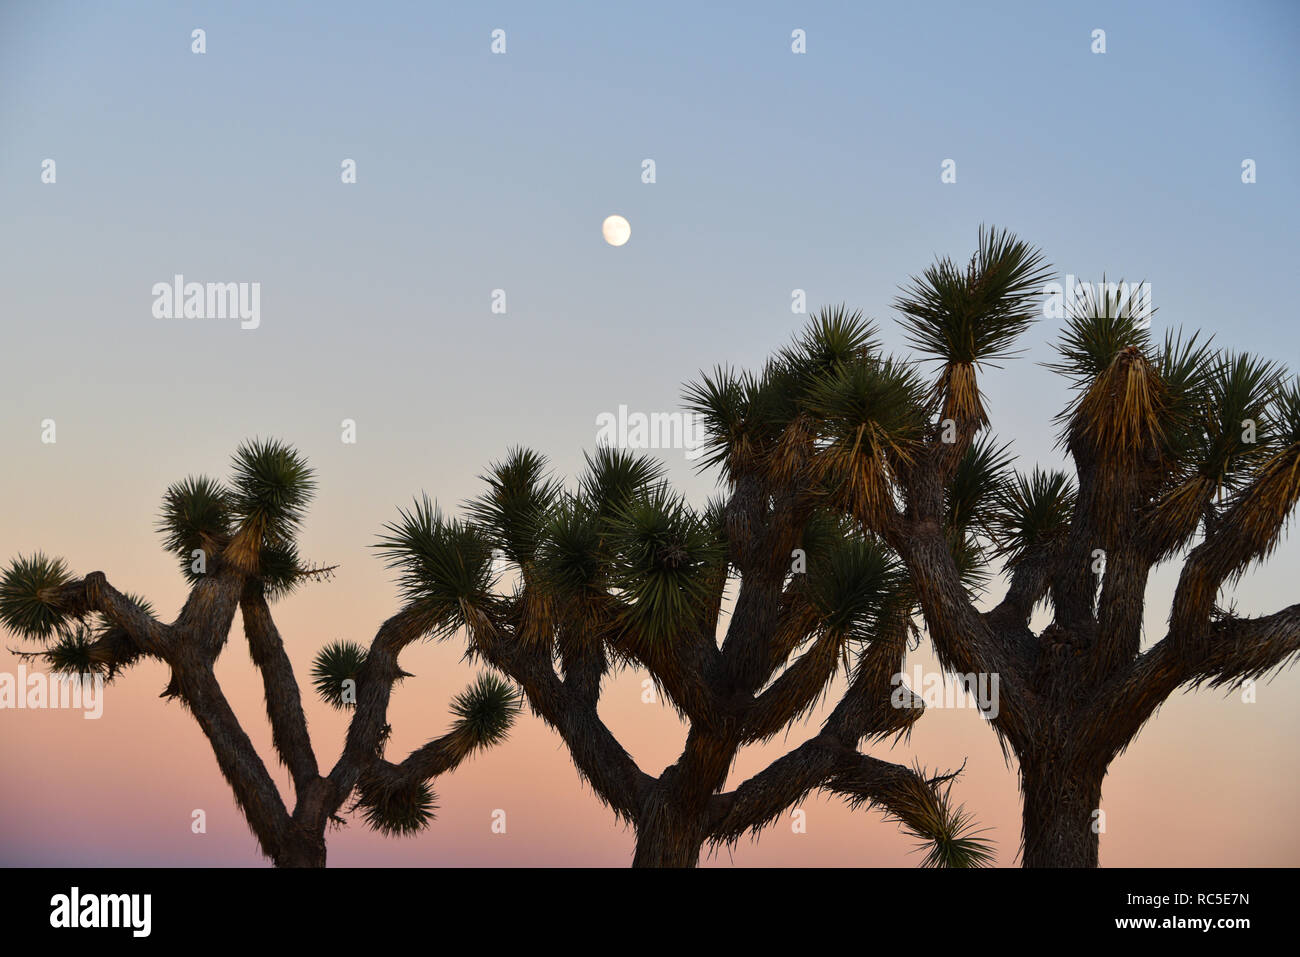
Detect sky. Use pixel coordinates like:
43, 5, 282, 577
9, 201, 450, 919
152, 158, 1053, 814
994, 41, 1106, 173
1, 0, 1298, 866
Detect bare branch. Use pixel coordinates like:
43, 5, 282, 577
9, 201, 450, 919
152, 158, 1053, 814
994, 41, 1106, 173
240, 582, 319, 791
1078, 602, 1300, 768
474, 614, 654, 824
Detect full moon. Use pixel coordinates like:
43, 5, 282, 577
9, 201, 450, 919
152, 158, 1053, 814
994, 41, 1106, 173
602, 214, 631, 247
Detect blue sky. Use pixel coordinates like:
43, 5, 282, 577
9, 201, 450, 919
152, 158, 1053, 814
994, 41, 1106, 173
3, 2, 1297, 499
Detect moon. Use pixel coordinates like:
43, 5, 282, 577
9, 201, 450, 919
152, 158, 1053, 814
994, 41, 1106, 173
602, 214, 631, 247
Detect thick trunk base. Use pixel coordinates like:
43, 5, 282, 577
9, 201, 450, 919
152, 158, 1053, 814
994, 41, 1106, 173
632, 839, 704, 868
275, 835, 327, 868
632, 803, 706, 868
1021, 759, 1102, 868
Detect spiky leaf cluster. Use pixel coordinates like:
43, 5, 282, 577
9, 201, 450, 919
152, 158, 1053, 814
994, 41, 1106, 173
228, 438, 316, 548
684, 307, 885, 483
990, 469, 1076, 567
604, 484, 725, 647
467, 448, 561, 568
895, 226, 1052, 367
157, 446, 324, 594
451, 673, 523, 747
375, 496, 496, 639
157, 475, 232, 581
41, 624, 100, 675
356, 775, 437, 837
0, 553, 73, 640
312, 640, 368, 709
799, 533, 903, 640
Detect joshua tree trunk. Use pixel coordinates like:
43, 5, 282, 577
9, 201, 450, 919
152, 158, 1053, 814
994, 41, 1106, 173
630, 741, 730, 868
1019, 753, 1102, 868
632, 804, 708, 868
276, 830, 328, 868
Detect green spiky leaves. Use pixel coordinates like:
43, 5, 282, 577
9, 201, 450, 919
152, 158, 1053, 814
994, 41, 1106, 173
346, 677, 518, 837
947, 434, 1015, 535
535, 498, 607, 601
356, 774, 437, 837
228, 438, 316, 548
991, 469, 1076, 566
468, 448, 561, 569
0, 553, 73, 640
1048, 279, 1155, 388
779, 305, 880, 378
684, 307, 885, 482
376, 496, 496, 639
862, 766, 996, 869
801, 534, 904, 640
803, 356, 929, 526
1272, 378, 1300, 449
896, 226, 1051, 368
1193, 352, 1285, 493
1049, 285, 1170, 469
41, 625, 99, 674
906, 780, 997, 869
158, 444, 323, 590
606, 486, 724, 647
580, 447, 665, 517
803, 356, 930, 444
312, 640, 368, 709
157, 476, 232, 578
681, 365, 750, 475
451, 673, 523, 748
257, 542, 306, 600
0, 555, 152, 679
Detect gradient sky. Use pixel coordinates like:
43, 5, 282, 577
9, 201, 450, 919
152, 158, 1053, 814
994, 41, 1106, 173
2, 0, 1298, 866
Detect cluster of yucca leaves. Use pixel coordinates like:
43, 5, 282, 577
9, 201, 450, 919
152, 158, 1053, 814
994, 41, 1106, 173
0, 550, 157, 678
0, 441, 310, 686
685, 303, 1022, 614
364, 446, 718, 661
1036, 279, 1300, 570
156, 439, 318, 591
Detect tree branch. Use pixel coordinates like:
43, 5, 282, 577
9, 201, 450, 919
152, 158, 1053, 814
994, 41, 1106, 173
885, 517, 1036, 753
473, 614, 653, 824
240, 582, 319, 792
55, 572, 171, 654
325, 606, 427, 805
740, 627, 846, 743
176, 665, 297, 863
1078, 602, 1300, 768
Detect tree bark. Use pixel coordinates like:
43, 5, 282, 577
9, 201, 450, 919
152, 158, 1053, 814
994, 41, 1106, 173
275, 831, 327, 868
632, 813, 707, 868
630, 779, 712, 868
1020, 754, 1103, 868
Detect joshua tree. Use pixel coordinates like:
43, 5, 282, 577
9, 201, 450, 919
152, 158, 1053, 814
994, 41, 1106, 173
376, 363, 997, 867
0, 440, 521, 867
889, 232, 1300, 866
682, 227, 1300, 867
